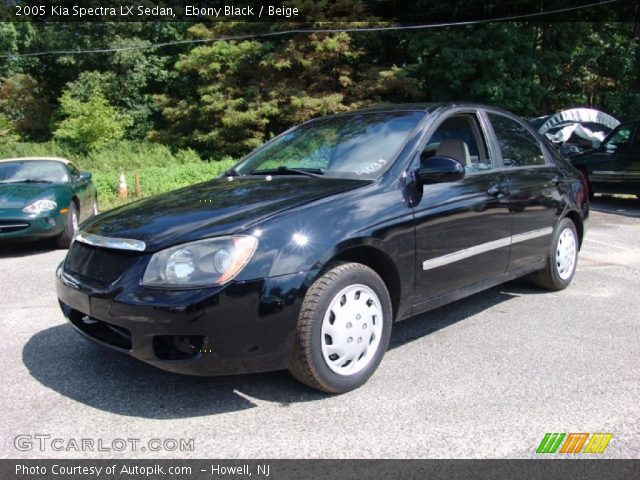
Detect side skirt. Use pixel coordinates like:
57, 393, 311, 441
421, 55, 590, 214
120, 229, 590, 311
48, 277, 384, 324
402, 259, 546, 321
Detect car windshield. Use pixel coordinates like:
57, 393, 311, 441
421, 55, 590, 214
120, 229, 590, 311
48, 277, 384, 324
234, 111, 426, 179
0, 160, 70, 184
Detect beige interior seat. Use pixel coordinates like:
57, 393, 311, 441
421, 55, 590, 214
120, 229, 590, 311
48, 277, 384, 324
435, 139, 471, 167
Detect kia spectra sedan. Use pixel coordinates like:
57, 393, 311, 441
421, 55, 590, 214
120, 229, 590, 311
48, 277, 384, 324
56, 103, 588, 393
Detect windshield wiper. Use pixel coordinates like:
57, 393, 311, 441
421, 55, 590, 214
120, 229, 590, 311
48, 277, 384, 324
252, 166, 324, 178
222, 168, 239, 177
0, 179, 53, 184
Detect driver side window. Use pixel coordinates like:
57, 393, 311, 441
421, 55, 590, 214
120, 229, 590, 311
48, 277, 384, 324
421, 113, 492, 174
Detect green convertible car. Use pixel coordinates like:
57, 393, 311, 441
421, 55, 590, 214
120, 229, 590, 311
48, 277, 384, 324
0, 157, 98, 248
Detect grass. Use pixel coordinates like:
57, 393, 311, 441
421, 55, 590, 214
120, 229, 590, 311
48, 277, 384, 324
93, 160, 236, 210
0, 141, 237, 211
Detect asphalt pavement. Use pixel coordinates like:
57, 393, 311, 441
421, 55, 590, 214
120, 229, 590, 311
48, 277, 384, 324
1, 195, 638, 459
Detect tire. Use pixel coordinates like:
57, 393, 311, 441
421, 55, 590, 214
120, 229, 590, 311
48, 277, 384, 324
289, 262, 393, 393
56, 202, 79, 249
578, 169, 594, 201
532, 218, 579, 291
92, 196, 99, 216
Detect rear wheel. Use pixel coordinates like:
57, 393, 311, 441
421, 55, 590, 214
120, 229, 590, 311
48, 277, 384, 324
532, 218, 578, 291
289, 262, 392, 393
56, 202, 79, 248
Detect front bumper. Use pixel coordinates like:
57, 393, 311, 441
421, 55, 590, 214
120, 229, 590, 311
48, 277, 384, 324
56, 263, 317, 375
0, 208, 67, 242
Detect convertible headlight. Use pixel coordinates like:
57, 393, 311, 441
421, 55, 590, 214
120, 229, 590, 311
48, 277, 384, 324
22, 199, 57, 214
142, 235, 258, 288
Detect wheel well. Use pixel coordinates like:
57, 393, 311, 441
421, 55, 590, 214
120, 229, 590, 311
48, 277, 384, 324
575, 165, 590, 186
332, 246, 401, 319
71, 196, 80, 212
564, 210, 584, 248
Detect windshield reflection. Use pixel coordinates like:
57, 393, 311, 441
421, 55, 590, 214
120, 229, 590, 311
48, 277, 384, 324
235, 111, 425, 180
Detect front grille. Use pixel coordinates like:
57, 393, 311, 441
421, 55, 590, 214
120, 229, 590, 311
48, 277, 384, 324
65, 241, 139, 285
0, 220, 30, 234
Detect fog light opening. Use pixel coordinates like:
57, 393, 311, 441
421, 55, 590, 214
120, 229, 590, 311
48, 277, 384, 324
153, 335, 205, 360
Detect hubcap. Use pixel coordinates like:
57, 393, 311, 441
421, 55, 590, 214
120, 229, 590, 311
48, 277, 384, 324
556, 227, 577, 280
321, 284, 383, 376
71, 211, 79, 234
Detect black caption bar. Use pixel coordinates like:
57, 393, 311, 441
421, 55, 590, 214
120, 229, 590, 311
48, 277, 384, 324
0, 0, 635, 22
3, 460, 640, 480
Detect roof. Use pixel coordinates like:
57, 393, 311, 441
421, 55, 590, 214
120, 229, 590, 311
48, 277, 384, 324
319, 102, 517, 117
0, 156, 71, 164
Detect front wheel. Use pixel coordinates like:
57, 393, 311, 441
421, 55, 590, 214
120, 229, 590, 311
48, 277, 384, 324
56, 202, 79, 249
532, 218, 579, 291
92, 196, 99, 216
289, 262, 392, 393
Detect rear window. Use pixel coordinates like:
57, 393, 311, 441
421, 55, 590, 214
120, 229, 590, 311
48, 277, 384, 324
488, 114, 546, 168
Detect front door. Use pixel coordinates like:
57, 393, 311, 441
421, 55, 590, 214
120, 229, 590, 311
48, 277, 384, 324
412, 111, 511, 305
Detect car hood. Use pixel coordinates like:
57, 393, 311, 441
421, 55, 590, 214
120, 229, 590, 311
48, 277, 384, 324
0, 183, 60, 209
82, 176, 368, 251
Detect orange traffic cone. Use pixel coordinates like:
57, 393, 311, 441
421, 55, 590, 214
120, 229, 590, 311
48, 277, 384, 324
118, 172, 128, 198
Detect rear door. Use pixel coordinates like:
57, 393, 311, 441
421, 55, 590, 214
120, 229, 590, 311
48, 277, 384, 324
412, 110, 512, 304
485, 111, 562, 271
590, 124, 633, 189
621, 123, 640, 192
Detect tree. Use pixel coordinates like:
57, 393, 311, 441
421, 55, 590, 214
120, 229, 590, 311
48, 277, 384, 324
0, 74, 52, 140
150, 19, 416, 157
54, 87, 131, 152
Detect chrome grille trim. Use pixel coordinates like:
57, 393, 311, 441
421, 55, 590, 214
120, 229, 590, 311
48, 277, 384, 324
0, 223, 29, 228
74, 232, 146, 252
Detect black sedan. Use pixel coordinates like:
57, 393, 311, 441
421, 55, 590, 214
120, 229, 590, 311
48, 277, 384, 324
570, 120, 640, 198
56, 103, 588, 393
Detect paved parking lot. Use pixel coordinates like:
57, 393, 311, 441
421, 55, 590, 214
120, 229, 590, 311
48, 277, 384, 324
1, 196, 639, 459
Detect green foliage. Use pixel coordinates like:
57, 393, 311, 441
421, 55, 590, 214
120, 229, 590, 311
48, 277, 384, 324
54, 88, 131, 152
0, 112, 19, 144
1, 19, 639, 159
0, 74, 51, 139
93, 159, 235, 211
151, 23, 394, 157
0, 140, 211, 172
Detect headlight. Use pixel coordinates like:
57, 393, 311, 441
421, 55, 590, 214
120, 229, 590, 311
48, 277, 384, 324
142, 235, 258, 288
22, 199, 57, 214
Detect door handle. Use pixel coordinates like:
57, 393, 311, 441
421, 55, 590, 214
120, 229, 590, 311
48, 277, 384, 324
487, 183, 508, 198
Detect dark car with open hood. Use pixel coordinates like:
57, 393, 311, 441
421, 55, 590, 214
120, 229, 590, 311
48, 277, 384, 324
569, 120, 640, 199
56, 104, 588, 393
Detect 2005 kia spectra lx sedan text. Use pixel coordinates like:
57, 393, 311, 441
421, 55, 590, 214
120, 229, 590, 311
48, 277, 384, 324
56, 103, 589, 393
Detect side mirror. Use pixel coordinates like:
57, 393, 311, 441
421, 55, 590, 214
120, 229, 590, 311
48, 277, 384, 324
77, 171, 92, 181
591, 139, 601, 149
415, 155, 465, 185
